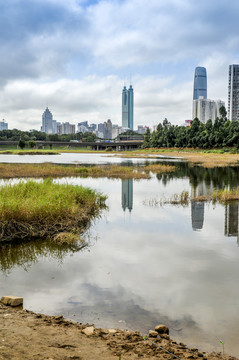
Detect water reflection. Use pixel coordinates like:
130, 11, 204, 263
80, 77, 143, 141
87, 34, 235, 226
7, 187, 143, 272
156, 162, 239, 189
225, 203, 239, 241
191, 181, 213, 231
2, 163, 239, 356
0, 238, 87, 274
122, 179, 133, 212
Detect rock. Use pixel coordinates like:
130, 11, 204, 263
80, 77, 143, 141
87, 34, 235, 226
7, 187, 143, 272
160, 334, 170, 340
148, 330, 158, 338
82, 326, 95, 336
155, 324, 169, 335
1, 296, 23, 307
108, 329, 117, 334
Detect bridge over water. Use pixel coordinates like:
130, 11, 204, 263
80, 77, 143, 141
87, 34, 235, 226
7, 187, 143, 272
0, 140, 143, 151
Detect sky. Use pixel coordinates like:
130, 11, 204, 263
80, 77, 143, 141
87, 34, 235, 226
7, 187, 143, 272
0, 0, 239, 131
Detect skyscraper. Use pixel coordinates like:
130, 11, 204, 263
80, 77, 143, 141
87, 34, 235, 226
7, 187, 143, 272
41, 107, 53, 134
228, 64, 239, 121
122, 84, 134, 130
193, 67, 207, 100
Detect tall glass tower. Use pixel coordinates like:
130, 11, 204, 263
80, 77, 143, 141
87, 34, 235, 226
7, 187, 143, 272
228, 64, 239, 121
122, 84, 134, 130
193, 67, 207, 100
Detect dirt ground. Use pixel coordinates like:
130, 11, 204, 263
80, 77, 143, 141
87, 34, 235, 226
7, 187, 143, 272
0, 304, 238, 360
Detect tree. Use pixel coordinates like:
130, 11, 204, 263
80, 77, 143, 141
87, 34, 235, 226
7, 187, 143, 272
18, 139, 26, 149
28, 140, 36, 149
142, 128, 151, 148
219, 105, 227, 119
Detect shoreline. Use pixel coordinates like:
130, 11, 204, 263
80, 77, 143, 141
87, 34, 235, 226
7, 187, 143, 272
0, 303, 238, 360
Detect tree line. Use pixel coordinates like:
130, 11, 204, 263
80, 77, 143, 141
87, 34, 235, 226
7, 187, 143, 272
0, 129, 97, 143
143, 106, 239, 149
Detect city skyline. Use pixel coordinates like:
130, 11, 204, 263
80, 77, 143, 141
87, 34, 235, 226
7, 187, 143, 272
0, 0, 239, 130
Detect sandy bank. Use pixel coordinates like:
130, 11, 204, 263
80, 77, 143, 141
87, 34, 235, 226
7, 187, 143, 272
0, 304, 238, 360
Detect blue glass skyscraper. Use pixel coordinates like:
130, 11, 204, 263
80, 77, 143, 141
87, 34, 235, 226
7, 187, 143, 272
122, 84, 134, 130
193, 67, 207, 100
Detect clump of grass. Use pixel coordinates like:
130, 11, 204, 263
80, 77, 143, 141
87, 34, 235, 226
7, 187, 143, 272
144, 191, 189, 207
0, 179, 107, 243
144, 164, 175, 173
211, 188, 239, 203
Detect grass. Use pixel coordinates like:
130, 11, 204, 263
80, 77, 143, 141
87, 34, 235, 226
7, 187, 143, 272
0, 150, 59, 155
144, 188, 239, 208
0, 179, 107, 243
119, 148, 239, 167
0, 163, 175, 180
144, 191, 190, 207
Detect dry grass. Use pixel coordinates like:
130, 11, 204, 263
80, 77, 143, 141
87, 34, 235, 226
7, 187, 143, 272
145, 188, 239, 208
120, 149, 239, 167
0, 163, 176, 180
144, 163, 175, 173
144, 191, 190, 207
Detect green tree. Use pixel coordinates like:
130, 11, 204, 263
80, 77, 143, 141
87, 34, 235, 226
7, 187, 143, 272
18, 139, 26, 149
28, 140, 36, 149
142, 128, 151, 148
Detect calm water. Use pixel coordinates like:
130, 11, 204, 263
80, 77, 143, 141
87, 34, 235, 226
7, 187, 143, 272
0, 154, 239, 356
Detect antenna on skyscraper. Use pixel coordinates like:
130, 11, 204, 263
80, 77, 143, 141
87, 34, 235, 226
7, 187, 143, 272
130, 74, 132, 85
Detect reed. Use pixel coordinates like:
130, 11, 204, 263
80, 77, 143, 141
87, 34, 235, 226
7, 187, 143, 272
0, 163, 176, 180
0, 179, 107, 243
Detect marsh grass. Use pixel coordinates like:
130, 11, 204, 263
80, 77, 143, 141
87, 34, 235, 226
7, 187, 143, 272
144, 163, 175, 173
144, 188, 239, 208
0, 179, 106, 243
0, 163, 176, 180
144, 191, 189, 207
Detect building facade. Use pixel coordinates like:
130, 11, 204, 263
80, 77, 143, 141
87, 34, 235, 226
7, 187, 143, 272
57, 122, 75, 135
103, 119, 112, 139
122, 84, 134, 130
41, 107, 53, 134
228, 64, 239, 121
193, 97, 225, 123
0, 120, 8, 130
193, 67, 207, 100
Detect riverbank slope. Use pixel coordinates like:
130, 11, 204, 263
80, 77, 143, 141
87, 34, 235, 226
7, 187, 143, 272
0, 304, 237, 360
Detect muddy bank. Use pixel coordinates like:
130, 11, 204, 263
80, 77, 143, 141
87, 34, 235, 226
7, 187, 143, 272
0, 303, 237, 360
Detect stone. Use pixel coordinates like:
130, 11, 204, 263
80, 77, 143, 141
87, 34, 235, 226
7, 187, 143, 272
148, 330, 158, 338
82, 326, 95, 336
108, 329, 117, 334
1, 296, 23, 307
155, 324, 169, 335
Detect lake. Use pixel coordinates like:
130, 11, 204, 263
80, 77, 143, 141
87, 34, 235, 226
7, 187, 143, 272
0, 153, 239, 356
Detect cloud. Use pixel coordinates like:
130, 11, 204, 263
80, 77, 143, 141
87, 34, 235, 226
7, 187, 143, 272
0, 0, 238, 129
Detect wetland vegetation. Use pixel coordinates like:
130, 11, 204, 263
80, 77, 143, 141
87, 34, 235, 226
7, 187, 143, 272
0, 162, 175, 179
0, 179, 106, 244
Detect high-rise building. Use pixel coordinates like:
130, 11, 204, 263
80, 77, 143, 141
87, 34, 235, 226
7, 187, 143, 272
0, 119, 8, 130
193, 67, 207, 100
193, 98, 225, 123
122, 84, 134, 130
228, 64, 239, 121
41, 107, 53, 134
103, 119, 112, 139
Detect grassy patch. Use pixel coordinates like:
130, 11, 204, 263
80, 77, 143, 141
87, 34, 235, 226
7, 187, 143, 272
144, 188, 239, 208
0, 150, 59, 155
0, 163, 176, 180
0, 179, 106, 243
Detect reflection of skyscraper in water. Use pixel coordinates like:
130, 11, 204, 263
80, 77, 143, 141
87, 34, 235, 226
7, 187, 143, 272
225, 204, 239, 242
191, 201, 204, 231
122, 179, 133, 212
191, 181, 212, 231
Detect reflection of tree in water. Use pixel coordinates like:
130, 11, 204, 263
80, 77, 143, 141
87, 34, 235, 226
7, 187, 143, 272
155, 161, 239, 189
0, 238, 87, 274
